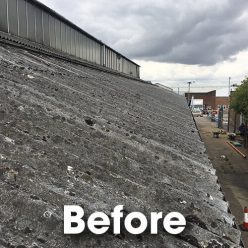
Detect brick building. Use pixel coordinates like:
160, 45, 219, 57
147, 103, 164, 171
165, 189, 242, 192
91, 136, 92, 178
185, 90, 230, 110
216, 97, 229, 110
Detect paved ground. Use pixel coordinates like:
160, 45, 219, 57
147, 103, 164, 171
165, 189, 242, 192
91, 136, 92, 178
196, 116, 248, 247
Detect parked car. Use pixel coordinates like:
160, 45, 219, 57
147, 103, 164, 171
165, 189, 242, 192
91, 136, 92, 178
192, 108, 203, 117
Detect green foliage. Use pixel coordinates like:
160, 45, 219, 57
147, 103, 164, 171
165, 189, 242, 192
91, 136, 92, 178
230, 77, 248, 120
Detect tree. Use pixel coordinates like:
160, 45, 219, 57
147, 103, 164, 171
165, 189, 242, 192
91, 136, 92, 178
230, 77, 248, 147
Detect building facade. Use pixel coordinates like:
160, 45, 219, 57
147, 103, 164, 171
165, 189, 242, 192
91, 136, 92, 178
185, 90, 230, 110
0, 0, 140, 78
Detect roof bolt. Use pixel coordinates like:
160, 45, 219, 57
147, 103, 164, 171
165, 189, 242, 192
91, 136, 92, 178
43, 211, 52, 219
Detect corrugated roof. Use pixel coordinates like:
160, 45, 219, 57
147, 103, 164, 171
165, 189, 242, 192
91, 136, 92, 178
0, 43, 242, 247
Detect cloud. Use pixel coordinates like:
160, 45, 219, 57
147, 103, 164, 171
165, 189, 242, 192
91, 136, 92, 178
39, 0, 248, 66
135, 49, 248, 90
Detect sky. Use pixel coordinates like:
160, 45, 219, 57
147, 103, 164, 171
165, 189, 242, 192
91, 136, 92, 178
39, 0, 248, 95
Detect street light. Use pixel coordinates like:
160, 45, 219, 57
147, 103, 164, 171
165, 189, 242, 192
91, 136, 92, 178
187, 81, 195, 105
231, 83, 238, 89
227, 77, 231, 132
228, 77, 231, 96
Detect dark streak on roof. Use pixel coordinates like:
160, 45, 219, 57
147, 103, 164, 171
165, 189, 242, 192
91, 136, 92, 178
0, 43, 242, 247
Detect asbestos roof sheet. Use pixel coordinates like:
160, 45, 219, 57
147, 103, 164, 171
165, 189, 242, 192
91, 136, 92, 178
0, 43, 242, 247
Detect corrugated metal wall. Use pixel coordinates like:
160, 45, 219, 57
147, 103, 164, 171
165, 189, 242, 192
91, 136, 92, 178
0, 0, 140, 78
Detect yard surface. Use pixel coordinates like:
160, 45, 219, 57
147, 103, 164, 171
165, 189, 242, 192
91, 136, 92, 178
196, 116, 248, 246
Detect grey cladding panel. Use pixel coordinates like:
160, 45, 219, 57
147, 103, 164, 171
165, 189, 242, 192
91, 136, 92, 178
93, 41, 96, 63
61, 22, 67, 53
108, 49, 110, 67
65, 25, 71, 54
88, 38, 92, 61
90, 39, 94, 62
112, 52, 115, 70
71, 29, 76, 56
110, 51, 113, 69
0, 0, 8, 33
18, 0, 27, 38
109, 50, 112, 68
91, 41, 95, 63
42, 12, 50, 46
114, 53, 116, 70
35, 7, 43, 43
79, 34, 83, 59
27, 2, 36, 41
117, 57, 122, 72
96, 44, 101, 64
75, 31, 80, 58
0, 0, 139, 78
86, 37, 90, 61
49, 15, 56, 49
82, 34, 87, 60
55, 19, 61, 50
8, 0, 18, 36
93, 41, 97, 63
105, 48, 108, 67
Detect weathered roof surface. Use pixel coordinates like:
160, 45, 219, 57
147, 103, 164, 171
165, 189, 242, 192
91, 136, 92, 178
0, 43, 242, 248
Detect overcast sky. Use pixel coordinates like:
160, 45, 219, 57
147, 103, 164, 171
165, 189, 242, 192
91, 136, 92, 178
39, 0, 248, 94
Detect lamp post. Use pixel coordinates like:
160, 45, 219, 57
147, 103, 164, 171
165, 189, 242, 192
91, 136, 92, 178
228, 77, 231, 95
227, 77, 231, 132
187, 81, 195, 106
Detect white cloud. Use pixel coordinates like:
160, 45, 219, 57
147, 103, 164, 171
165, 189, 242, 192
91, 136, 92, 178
38, 0, 248, 92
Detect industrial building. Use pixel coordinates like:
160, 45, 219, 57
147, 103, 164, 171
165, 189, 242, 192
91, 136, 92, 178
0, 0, 140, 77
185, 90, 229, 110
